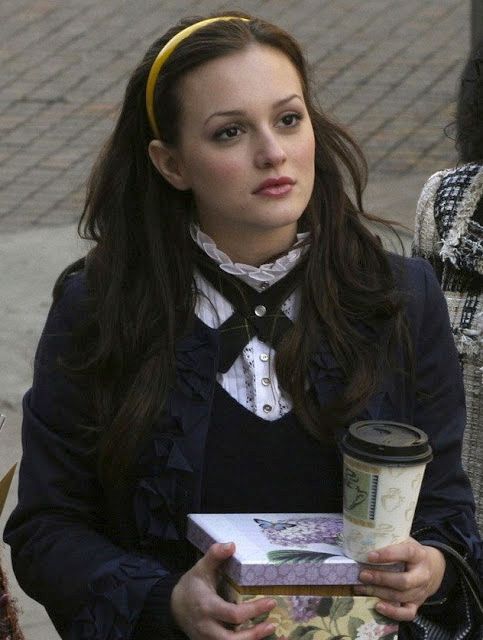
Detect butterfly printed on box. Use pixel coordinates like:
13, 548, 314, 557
254, 518, 297, 532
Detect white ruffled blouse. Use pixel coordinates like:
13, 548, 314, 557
191, 225, 309, 420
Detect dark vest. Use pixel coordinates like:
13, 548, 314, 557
201, 382, 343, 514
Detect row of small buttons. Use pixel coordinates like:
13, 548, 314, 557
256, 302, 272, 411
259, 352, 272, 412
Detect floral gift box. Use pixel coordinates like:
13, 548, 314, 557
187, 513, 399, 640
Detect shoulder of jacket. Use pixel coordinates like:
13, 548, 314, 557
414, 171, 448, 251
387, 253, 436, 309
388, 254, 447, 343
387, 252, 430, 283
51, 267, 90, 328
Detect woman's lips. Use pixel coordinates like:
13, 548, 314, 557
253, 177, 295, 197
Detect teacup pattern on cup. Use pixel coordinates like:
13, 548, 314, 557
342, 456, 427, 562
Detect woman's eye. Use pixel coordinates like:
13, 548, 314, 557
279, 113, 302, 127
215, 125, 242, 140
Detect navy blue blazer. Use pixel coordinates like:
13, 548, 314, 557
4, 255, 482, 639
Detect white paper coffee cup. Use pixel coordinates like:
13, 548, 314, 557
341, 421, 433, 563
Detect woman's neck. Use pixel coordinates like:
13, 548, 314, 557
197, 223, 298, 267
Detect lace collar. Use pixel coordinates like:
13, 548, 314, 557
190, 224, 310, 287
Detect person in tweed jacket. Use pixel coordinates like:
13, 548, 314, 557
413, 40, 483, 533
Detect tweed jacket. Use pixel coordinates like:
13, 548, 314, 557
413, 162, 483, 533
4, 254, 483, 640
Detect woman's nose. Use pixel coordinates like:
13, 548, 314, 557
254, 132, 287, 169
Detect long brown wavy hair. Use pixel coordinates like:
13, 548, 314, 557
58, 11, 407, 498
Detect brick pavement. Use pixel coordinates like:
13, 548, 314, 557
0, 0, 471, 232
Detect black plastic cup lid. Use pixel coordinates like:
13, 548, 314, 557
341, 420, 433, 465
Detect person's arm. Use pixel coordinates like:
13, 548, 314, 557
408, 259, 482, 635
409, 259, 480, 565
356, 258, 482, 635
4, 273, 279, 640
412, 171, 444, 261
3, 274, 176, 639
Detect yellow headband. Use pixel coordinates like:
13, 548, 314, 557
146, 16, 250, 139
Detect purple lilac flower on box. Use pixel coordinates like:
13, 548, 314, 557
254, 515, 343, 548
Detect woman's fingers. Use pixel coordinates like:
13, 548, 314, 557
356, 539, 447, 622
194, 617, 276, 640
355, 580, 424, 605
196, 542, 236, 578
171, 542, 278, 640
228, 621, 277, 640
374, 601, 419, 623
189, 595, 277, 640
366, 539, 424, 566
216, 596, 277, 626
175, 589, 276, 640
358, 564, 428, 594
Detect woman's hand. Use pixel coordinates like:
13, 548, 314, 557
354, 538, 446, 622
171, 542, 277, 640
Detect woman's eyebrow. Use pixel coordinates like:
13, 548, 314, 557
204, 94, 304, 125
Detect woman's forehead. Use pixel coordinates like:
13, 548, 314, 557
177, 44, 304, 122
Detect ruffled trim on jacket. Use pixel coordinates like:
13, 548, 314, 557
70, 321, 220, 639
68, 556, 171, 640
415, 163, 483, 276
437, 164, 483, 274
133, 319, 219, 549
308, 332, 395, 425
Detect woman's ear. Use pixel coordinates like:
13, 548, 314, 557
148, 140, 191, 191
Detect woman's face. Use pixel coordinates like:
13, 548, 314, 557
157, 44, 316, 262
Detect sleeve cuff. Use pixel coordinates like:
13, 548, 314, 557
132, 572, 187, 640
423, 552, 459, 605
68, 556, 173, 640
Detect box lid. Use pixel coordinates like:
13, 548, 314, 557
187, 513, 364, 586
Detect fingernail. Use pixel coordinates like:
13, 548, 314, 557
222, 542, 233, 550
354, 586, 366, 595
368, 551, 380, 561
265, 623, 276, 634
360, 571, 373, 582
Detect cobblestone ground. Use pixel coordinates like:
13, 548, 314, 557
0, 0, 471, 231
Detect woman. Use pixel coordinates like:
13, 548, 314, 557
4, 12, 482, 640
413, 40, 483, 533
